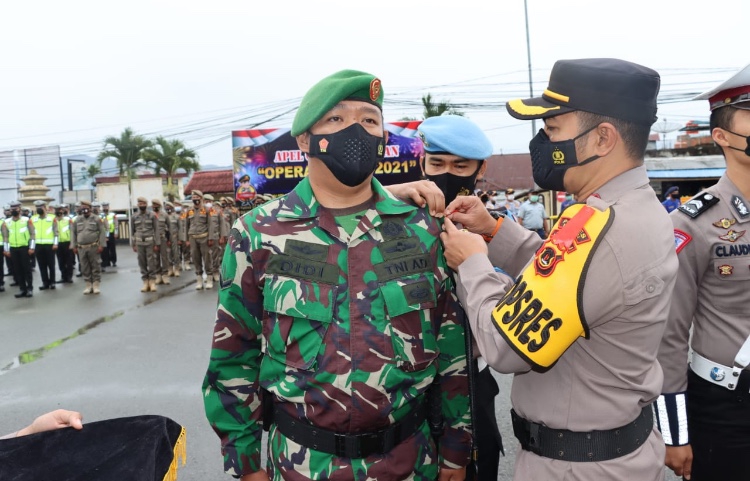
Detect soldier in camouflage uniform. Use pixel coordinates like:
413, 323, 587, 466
202, 70, 472, 481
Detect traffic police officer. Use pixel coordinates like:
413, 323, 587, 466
32, 200, 58, 290
656, 63, 750, 481
54, 204, 74, 283
101, 201, 118, 268
131, 197, 161, 293
441, 58, 677, 481
183, 190, 219, 290
71, 199, 106, 294
203, 69, 472, 481
151, 199, 170, 285
2, 200, 35, 298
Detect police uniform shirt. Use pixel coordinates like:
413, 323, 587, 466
71, 215, 107, 248
455, 165, 678, 480
660, 174, 750, 393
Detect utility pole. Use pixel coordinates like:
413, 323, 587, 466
524, 0, 536, 136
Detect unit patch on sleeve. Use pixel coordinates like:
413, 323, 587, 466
678, 193, 720, 218
674, 229, 692, 254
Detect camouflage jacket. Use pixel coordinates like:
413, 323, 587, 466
203, 177, 471, 479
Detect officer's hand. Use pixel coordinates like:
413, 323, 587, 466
132, 245, 137, 252
3, 251, 9, 258
385, 180, 445, 217
240, 471, 270, 481
208, 239, 214, 247
219, 236, 226, 246
440, 217, 487, 271
438, 466, 466, 481
167, 241, 172, 247
185, 241, 190, 248
28, 249, 34, 255
52, 245, 58, 251
72, 248, 78, 255
446, 196, 498, 237
154, 245, 159, 252
16, 409, 83, 437
665, 445, 693, 479
178, 240, 183, 245
96, 247, 103, 254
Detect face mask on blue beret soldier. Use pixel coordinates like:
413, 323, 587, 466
528, 127, 600, 192
425, 163, 483, 206
308, 123, 385, 187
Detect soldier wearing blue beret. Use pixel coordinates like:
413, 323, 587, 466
417, 115, 493, 206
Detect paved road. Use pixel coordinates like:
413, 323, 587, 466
0, 249, 678, 480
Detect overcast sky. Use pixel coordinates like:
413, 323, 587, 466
1, 0, 747, 171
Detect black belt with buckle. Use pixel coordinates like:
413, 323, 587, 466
511, 405, 653, 462
273, 402, 426, 458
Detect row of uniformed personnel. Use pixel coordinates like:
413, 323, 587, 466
130, 192, 238, 292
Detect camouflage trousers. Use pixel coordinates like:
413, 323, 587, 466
265, 422, 439, 481
79, 244, 101, 283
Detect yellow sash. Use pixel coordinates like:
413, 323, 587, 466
491, 203, 613, 370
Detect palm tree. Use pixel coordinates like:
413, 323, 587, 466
85, 162, 102, 187
97, 127, 153, 178
421, 93, 464, 118
143, 136, 200, 202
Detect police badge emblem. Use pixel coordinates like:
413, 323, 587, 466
713, 218, 736, 229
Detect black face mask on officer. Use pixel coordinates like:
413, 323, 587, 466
82, 208, 90, 217
56, 210, 63, 217
528, 127, 600, 192
11, 209, 19, 217
724, 129, 750, 157
192, 199, 201, 206
308, 123, 386, 187
139, 205, 147, 212
425, 161, 484, 206
36, 207, 45, 215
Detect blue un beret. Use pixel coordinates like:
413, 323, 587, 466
418, 115, 493, 160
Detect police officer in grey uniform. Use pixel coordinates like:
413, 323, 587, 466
151, 199, 171, 285
71, 199, 106, 295
131, 197, 161, 293
656, 63, 750, 481
440, 58, 678, 481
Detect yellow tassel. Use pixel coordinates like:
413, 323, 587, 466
162, 426, 187, 481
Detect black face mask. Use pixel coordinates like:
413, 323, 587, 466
193, 199, 201, 206
36, 207, 45, 215
11, 209, 19, 217
528, 127, 600, 192
425, 161, 483, 206
725, 129, 750, 156
153, 207, 160, 212
56, 211, 63, 217
82, 209, 90, 217
308, 123, 385, 187
139, 206, 147, 212
671, 193, 680, 199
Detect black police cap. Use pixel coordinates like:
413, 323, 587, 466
506, 58, 660, 126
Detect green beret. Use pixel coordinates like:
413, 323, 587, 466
291, 69, 384, 136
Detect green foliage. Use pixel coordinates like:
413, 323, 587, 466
143, 136, 201, 201
97, 127, 153, 178
421, 93, 464, 118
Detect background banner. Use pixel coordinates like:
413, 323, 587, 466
232, 121, 424, 208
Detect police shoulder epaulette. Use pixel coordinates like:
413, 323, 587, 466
678, 192, 720, 219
